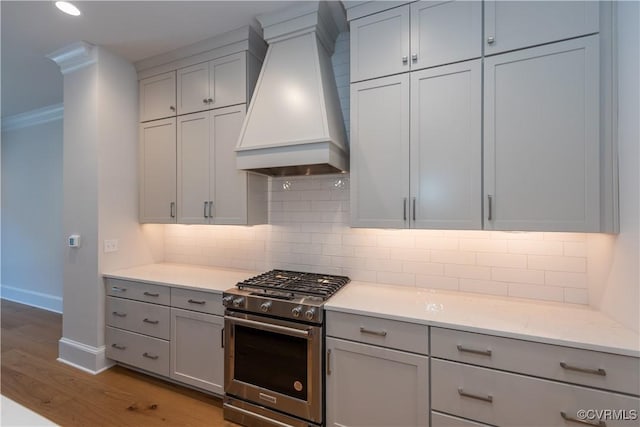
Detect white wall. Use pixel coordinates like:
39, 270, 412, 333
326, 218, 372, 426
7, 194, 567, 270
588, 2, 640, 332
58, 45, 163, 373
1, 119, 64, 312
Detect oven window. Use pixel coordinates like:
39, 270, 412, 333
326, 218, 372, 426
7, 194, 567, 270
234, 325, 308, 401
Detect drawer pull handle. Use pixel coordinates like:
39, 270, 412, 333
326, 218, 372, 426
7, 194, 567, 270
143, 292, 159, 297
327, 349, 332, 375
188, 299, 206, 305
111, 286, 127, 292
458, 387, 493, 403
143, 352, 159, 360
143, 318, 159, 325
112, 311, 127, 317
561, 411, 606, 427
360, 327, 387, 337
457, 344, 492, 357
560, 362, 606, 376
111, 344, 126, 350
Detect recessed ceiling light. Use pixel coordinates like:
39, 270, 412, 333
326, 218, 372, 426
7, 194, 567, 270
55, 1, 81, 16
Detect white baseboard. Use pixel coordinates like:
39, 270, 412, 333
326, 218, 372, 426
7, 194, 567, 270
0, 284, 63, 313
58, 337, 115, 375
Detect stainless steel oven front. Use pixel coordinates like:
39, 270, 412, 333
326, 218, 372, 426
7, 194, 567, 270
224, 310, 323, 425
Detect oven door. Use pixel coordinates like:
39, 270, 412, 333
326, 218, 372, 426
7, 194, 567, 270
224, 310, 323, 424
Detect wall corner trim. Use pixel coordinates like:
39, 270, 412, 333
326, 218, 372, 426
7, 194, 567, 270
1, 103, 64, 132
47, 41, 97, 75
58, 338, 115, 375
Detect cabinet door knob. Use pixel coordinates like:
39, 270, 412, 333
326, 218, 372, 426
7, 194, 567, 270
411, 53, 418, 62
203, 98, 209, 104
169, 105, 175, 111
207, 98, 213, 104
402, 56, 408, 64
487, 36, 495, 45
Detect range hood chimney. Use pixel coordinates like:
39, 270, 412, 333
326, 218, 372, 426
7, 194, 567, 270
235, 1, 348, 177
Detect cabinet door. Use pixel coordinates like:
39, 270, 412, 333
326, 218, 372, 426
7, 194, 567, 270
350, 5, 410, 82
139, 118, 176, 223
170, 308, 224, 394
484, 36, 600, 231
210, 105, 248, 225
410, 60, 481, 230
326, 337, 429, 427
410, 0, 482, 70
139, 71, 176, 122
209, 52, 247, 110
177, 62, 210, 115
177, 112, 210, 224
350, 74, 410, 228
484, 1, 599, 55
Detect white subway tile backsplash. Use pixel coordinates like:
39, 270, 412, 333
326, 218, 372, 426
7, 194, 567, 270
445, 264, 491, 280
508, 283, 564, 302
430, 250, 476, 265
476, 252, 527, 268
528, 255, 586, 273
416, 275, 459, 291
492, 267, 545, 285
460, 238, 507, 253
563, 242, 587, 257
402, 261, 444, 276
545, 271, 587, 288
377, 271, 415, 287
563, 288, 589, 305
460, 279, 508, 297
508, 240, 563, 256
389, 248, 429, 262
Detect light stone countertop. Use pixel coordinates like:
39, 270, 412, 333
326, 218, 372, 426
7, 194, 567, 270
325, 281, 640, 357
103, 263, 640, 357
103, 263, 256, 293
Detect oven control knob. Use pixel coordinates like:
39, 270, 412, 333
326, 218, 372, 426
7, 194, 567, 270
260, 301, 272, 312
305, 308, 316, 321
292, 306, 303, 318
222, 296, 234, 306
232, 297, 244, 308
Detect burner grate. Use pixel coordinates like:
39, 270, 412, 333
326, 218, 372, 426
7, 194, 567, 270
237, 270, 350, 299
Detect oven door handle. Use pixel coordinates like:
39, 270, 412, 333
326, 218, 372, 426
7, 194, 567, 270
228, 317, 311, 338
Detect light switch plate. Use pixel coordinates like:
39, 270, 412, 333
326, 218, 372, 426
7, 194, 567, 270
104, 239, 119, 253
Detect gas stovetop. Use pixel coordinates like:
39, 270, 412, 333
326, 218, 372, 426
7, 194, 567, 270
222, 270, 350, 324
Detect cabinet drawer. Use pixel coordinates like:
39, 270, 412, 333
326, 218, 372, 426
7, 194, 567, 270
105, 278, 170, 305
431, 359, 640, 427
326, 311, 428, 355
106, 327, 170, 377
171, 288, 222, 315
106, 297, 170, 340
431, 327, 640, 396
432, 412, 491, 427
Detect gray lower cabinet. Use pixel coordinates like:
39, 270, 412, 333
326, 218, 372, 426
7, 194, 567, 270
170, 308, 224, 394
325, 311, 429, 427
105, 278, 225, 396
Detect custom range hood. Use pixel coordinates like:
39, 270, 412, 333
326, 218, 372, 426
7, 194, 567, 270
235, 1, 348, 177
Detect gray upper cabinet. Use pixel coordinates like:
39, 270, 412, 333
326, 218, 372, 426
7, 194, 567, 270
177, 105, 267, 226
410, 59, 482, 230
350, 5, 410, 83
410, 0, 482, 70
139, 118, 176, 223
139, 71, 176, 122
177, 52, 247, 115
350, 1, 482, 83
484, 0, 599, 55
484, 36, 600, 232
350, 74, 410, 228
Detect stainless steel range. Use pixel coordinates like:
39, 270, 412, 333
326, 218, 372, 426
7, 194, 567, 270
222, 270, 349, 427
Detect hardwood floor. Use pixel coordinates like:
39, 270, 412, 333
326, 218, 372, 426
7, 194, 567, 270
1, 299, 236, 426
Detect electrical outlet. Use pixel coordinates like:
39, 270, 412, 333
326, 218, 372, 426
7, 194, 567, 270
104, 239, 119, 253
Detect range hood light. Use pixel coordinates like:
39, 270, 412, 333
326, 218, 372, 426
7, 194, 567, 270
55, 1, 81, 16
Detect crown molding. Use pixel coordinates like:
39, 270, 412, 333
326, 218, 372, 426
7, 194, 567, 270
47, 41, 97, 75
1, 103, 64, 132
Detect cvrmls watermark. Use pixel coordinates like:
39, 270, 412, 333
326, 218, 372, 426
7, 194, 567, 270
577, 409, 638, 422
